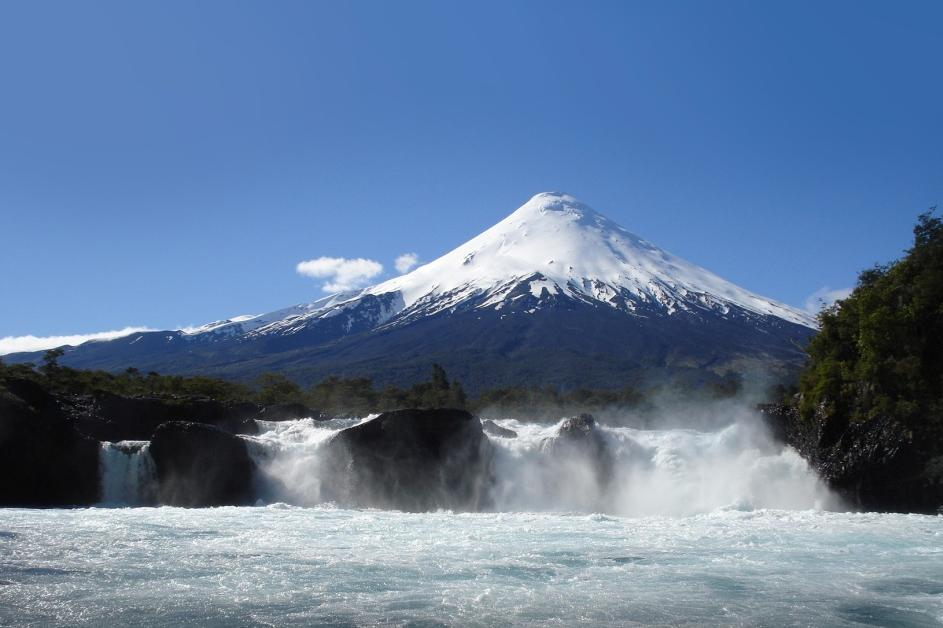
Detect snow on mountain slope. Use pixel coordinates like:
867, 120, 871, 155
359, 192, 815, 328
171, 191, 813, 344
180, 292, 361, 338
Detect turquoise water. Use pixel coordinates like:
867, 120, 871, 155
1, 507, 941, 626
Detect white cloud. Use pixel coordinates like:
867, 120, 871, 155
804, 286, 853, 314
395, 252, 419, 274
296, 256, 384, 292
0, 327, 153, 356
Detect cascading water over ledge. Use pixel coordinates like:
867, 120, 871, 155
98, 441, 158, 506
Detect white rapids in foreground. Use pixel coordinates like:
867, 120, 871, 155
0, 507, 941, 626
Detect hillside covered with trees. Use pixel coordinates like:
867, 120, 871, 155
798, 209, 942, 440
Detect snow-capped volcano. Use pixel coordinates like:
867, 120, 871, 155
8, 192, 816, 391
362, 192, 813, 327
198, 192, 812, 338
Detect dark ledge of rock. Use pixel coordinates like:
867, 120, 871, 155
323, 408, 493, 512
760, 403, 943, 514
65, 395, 330, 443
67, 394, 265, 442
149, 421, 256, 507
482, 419, 517, 438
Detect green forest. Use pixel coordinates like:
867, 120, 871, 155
797, 209, 942, 440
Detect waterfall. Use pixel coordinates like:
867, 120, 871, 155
98, 441, 158, 505
244, 417, 370, 505
486, 419, 837, 515
243, 414, 837, 515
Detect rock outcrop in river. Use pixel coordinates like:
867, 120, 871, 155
150, 421, 257, 507
324, 408, 494, 512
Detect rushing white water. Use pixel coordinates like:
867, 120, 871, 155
489, 419, 837, 515
244, 417, 370, 506
243, 416, 838, 514
0, 507, 940, 626
98, 441, 158, 506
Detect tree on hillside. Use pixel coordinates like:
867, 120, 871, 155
40, 348, 64, 374
406, 364, 467, 409
256, 372, 303, 405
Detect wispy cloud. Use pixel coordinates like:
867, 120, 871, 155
0, 327, 153, 356
804, 286, 853, 314
296, 256, 384, 292
395, 252, 420, 274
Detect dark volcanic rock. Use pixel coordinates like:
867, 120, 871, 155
323, 408, 493, 511
69, 394, 263, 442
761, 403, 943, 513
541, 413, 614, 486
149, 421, 256, 507
556, 413, 599, 439
0, 380, 99, 507
482, 419, 517, 438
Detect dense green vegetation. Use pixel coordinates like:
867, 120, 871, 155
0, 354, 469, 413
0, 349, 745, 418
0, 348, 254, 401
798, 209, 942, 438
253, 365, 468, 415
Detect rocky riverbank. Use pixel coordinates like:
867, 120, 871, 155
761, 402, 943, 514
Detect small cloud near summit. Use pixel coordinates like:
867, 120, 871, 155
395, 253, 419, 274
804, 286, 852, 314
296, 256, 384, 292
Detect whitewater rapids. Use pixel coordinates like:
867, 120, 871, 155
1, 507, 941, 626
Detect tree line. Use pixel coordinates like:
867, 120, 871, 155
0, 350, 744, 417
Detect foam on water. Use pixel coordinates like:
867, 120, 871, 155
0, 507, 940, 626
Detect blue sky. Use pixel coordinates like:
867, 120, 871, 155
1, 1, 941, 349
